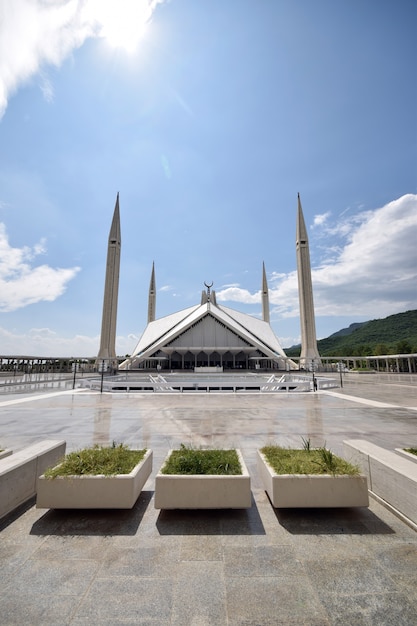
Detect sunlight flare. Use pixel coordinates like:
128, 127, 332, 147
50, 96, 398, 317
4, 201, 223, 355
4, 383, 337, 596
85, 0, 157, 53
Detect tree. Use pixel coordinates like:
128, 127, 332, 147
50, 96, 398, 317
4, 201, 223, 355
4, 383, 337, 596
374, 344, 388, 356
396, 340, 412, 354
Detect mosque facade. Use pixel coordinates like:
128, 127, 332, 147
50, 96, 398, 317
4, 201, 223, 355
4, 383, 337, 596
97, 195, 320, 372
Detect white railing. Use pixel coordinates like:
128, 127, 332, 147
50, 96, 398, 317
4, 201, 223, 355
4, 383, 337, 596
79, 372, 339, 393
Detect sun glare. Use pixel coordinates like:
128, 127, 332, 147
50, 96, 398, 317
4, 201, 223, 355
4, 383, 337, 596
87, 0, 154, 53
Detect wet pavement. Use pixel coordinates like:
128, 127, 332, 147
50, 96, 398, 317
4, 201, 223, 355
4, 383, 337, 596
0, 373, 416, 624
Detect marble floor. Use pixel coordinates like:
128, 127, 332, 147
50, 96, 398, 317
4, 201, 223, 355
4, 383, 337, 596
0, 372, 416, 624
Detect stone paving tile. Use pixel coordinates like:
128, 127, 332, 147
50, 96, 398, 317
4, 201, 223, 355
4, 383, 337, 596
1, 558, 100, 597
0, 593, 80, 626
30, 534, 112, 561
0, 540, 47, 587
179, 533, 224, 561
74, 577, 173, 623
319, 591, 417, 626
71, 615, 164, 626
228, 614, 330, 626
171, 561, 227, 626
225, 575, 328, 624
224, 544, 304, 578
388, 574, 417, 611
100, 543, 181, 577
291, 534, 374, 562
305, 556, 399, 596
374, 541, 417, 575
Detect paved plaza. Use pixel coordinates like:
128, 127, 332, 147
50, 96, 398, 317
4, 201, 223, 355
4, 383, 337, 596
0, 372, 417, 625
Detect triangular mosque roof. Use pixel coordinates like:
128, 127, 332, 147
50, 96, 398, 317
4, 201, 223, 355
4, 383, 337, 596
121, 297, 290, 368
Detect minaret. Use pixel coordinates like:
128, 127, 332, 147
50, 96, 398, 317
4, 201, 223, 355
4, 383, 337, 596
261, 262, 270, 323
296, 193, 321, 369
96, 194, 121, 371
148, 261, 156, 323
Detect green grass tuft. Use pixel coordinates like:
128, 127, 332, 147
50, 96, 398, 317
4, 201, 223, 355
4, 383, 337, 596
161, 444, 242, 475
260, 444, 360, 476
404, 448, 417, 456
44, 443, 146, 478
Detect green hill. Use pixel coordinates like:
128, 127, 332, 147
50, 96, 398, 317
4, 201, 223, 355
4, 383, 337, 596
285, 309, 417, 357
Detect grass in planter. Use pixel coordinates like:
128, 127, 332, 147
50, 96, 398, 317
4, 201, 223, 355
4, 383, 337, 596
404, 448, 417, 456
161, 444, 242, 475
44, 443, 146, 478
261, 443, 360, 476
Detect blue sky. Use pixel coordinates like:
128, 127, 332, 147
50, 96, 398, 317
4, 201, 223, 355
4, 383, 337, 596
0, 0, 416, 357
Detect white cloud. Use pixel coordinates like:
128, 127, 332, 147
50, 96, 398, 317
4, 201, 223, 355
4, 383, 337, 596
0, 326, 137, 357
0, 223, 80, 312
310, 194, 417, 317
0, 0, 166, 119
312, 212, 330, 228
218, 194, 417, 321
39, 72, 55, 104
217, 286, 260, 305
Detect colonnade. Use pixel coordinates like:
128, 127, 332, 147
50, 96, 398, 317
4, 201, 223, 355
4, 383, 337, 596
1, 353, 416, 375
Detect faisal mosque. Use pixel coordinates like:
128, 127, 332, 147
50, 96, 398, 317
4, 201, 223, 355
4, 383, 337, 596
96, 194, 321, 373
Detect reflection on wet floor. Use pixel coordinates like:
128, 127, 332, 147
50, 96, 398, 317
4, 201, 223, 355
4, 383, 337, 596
0, 372, 416, 461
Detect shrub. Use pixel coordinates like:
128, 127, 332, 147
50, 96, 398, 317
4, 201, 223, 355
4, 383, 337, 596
260, 443, 359, 476
161, 444, 242, 475
45, 443, 146, 478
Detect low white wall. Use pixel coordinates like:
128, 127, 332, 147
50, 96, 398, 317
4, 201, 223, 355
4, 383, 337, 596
0, 440, 66, 519
343, 439, 417, 525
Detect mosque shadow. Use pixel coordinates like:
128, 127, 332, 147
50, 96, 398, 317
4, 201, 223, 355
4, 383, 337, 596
156, 494, 265, 536
30, 490, 153, 537
273, 504, 395, 536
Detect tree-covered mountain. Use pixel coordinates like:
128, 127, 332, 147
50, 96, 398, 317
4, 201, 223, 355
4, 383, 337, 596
285, 310, 417, 357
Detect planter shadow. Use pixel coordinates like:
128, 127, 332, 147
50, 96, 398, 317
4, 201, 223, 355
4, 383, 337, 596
272, 505, 395, 536
30, 490, 153, 537
156, 494, 265, 536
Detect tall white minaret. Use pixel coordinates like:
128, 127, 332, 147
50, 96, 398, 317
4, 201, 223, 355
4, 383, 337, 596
148, 261, 156, 323
96, 194, 121, 370
261, 262, 270, 323
296, 193, 321, 369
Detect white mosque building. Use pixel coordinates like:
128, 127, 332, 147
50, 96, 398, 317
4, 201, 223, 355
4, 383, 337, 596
97, 194, 320, 373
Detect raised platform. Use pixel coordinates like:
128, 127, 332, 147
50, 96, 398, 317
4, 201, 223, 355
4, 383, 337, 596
80, 372, 339, 393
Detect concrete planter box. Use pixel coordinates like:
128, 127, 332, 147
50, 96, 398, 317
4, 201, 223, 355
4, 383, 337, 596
395, 448, 417, 463
154, 449, 251, 509
37, 449, 152, 509
0, 449, 13, 460
257, 450, 369, 508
